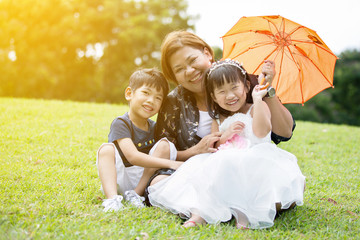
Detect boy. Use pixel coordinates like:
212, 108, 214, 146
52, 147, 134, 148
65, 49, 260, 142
97, 68, 181, 212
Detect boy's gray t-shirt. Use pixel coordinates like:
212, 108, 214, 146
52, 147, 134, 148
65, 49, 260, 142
108, 112, 156, 154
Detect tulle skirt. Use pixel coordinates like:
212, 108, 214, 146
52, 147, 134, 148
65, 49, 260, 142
148, 143, 305, 229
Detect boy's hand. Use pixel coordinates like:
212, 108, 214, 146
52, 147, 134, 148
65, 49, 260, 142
258, 60, 276, 86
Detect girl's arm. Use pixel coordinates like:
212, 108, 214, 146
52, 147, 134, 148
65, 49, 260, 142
252, 86, 271, 138
117, 138, 182, 169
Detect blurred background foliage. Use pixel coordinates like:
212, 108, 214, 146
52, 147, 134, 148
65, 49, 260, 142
0, 0, 359, 126
0, 0, 194, 103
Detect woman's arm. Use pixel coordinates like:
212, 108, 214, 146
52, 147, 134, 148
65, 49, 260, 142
117, 138, 182, 169
176, 132, 221, 161
263, 96, 293, 138
156, 88, 221, 162
259, 60, 294, 139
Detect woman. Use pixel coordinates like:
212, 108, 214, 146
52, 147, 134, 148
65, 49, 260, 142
146, 30, 295, 186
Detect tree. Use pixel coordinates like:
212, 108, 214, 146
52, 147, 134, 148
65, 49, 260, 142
331, 49, 360, 125
0, 0, 195, 103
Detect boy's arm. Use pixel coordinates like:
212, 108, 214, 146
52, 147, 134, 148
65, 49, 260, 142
117, 138, 182, 169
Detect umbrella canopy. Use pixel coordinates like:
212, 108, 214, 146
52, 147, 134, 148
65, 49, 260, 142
222, 15, 338, 104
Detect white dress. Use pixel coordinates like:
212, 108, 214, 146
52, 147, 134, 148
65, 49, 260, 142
148, 106, 305, 229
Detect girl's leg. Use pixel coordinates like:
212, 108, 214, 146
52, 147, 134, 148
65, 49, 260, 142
97, 144, 118, 199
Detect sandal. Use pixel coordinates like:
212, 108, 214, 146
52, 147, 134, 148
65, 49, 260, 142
236, 223, 249, 230
183, 220, 198, 228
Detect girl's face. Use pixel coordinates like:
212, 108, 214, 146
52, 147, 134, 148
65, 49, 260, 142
212, 77, 249, 113
169, 46, 212, 94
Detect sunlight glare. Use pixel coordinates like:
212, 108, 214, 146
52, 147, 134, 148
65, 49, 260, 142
8, 51, 17, 61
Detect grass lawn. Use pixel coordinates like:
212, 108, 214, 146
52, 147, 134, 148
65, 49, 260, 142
0, 97, 359, 239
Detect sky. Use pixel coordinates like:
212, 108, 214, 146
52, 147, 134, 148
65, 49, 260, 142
187, 0, 360, 55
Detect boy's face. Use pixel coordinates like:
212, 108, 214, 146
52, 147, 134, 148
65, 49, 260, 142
125, 84, 164, 120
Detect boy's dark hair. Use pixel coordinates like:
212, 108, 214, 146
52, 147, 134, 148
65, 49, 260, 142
129, 68, 169, 97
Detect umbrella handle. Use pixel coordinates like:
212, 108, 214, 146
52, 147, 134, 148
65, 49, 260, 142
259, 78, 269, 90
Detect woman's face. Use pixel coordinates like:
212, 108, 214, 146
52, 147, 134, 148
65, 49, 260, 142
169, 46, 212, 94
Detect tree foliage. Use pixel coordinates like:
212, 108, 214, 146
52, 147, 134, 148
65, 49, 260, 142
0, 0, 194, 103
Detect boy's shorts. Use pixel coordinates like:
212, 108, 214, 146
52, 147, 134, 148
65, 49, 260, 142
96, 138, 177, 196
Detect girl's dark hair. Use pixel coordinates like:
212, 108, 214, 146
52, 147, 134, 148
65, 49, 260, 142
129, 68, 169, 97
204, 62, 252, 119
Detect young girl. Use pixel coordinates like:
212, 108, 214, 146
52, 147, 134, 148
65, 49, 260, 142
148, 59, 305, 229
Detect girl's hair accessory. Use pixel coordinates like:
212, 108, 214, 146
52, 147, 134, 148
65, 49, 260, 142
208, 59, 246, 77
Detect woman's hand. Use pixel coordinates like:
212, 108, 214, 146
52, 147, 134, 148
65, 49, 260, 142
195, 132, 222, 153
258, 60, 276, 86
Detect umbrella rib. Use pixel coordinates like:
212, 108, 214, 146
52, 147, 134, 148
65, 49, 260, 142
222, 30, 272, 38
264, 16, 281, 36
252, 47, 279, 74
288, 26, 306, 35
291, 40, 338, 57
291, 43, 335, 87
285, 46, 305, 104
275, 48, 284, 93
230, 41, 274, 60
303, 55, 334, 87
287, 45, 335, 103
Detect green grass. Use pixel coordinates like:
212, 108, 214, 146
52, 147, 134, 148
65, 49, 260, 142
0, 97, 359, 239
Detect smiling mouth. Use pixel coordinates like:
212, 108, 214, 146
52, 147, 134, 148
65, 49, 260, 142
143, 105, 154, 112
226, 99, 239, 106
189, 73, 202, 83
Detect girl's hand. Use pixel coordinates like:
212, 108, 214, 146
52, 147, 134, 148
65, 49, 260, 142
222, 121, 245, 142
195, 132, 222, 153
258, 60, 276, 86
252, 85, 268, 102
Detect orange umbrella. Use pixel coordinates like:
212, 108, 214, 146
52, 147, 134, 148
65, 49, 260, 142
222, 15, 338, 104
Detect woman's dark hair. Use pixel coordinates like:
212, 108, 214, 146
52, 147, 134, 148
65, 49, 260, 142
161, 30, 214, 84
204, 61, 252, 119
